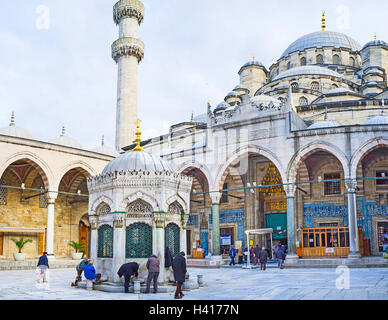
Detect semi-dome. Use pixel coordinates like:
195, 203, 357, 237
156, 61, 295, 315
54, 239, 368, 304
0, 113, 34, 140
225, 91, 239, 98
102, 150, 172, 174
93, 136, 119, 157
281, 31, 361, 59
233, 85, 250, 93
362, 40, 388, 51
273, 65, 342, 82
365, 114, 388, 125
49, 127, 83, 149
308, 120, 340, 129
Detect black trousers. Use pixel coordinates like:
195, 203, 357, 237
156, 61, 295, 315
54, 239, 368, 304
175, 281, 184, 297
124, 274, 132, 293
145, 272, 159, 293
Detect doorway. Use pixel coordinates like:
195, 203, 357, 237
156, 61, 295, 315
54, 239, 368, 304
186, 229, 192, 255
79, 221, 90, 258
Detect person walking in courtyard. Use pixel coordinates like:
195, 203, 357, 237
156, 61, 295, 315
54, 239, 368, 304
117, 262, 139, 293
83, 260, 102, 283
71, 257, 88, 287
276, 246, 286, 269
145, 254, 160, 294
172, 251, 187, 299
259, 247, 268, 270
36, 251, 49, 283
229, 245, 236, 266
254, 245, 261, 266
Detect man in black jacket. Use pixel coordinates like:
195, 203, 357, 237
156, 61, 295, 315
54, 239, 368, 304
172, 251, 187, 299
117, 262, 139, 293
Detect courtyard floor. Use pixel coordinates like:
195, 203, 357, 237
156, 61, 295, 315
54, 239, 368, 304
0, 266, 387, 300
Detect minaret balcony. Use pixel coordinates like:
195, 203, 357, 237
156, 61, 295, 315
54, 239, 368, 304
113, 0, 144, 25
112, 37, 145, 62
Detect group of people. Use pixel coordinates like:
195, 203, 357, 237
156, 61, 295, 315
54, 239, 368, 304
69, 248, 188, 299
228, 242, 287, 270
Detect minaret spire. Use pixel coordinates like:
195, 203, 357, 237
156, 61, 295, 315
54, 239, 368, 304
9, 112, 15, 127
112, 1, 145, 151
321, 11, 326, 32
61, 126, 65, 136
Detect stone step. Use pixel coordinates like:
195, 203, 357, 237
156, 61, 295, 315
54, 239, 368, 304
0, 258, 80, 271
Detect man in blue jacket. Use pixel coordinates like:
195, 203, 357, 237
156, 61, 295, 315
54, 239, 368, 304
229, 246, 236, 266
83, 260, 101, 283
37, 252, 49, 283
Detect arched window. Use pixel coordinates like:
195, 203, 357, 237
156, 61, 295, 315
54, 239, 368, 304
39, 185, 48, 208
310, 82, 320, 91
127, 199, 153, 213
98, 224, 113, 258
287, 61, 291, 70
349, 57, 355, 67
291, 82, 299, 90
316, 54, 324, 64
0, 178, 7, 205
96, 202, 111, 216
333, 54, 340, 65
300, 57, 306, 66
165, 223, 180, 257
126, 223, 152, 258
299, 97, 308, 106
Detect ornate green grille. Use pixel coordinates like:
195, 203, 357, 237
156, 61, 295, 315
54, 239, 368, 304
165, 223, 180, 257
98, 224, 113, 258
126, 223, 152, 258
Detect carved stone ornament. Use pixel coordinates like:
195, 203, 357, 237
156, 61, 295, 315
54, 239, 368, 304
113, 0, 145, 25
112, 37, 145, 62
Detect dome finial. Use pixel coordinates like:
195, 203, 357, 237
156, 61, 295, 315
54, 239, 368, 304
374, 32, 377, 41
132, 119, 144, 152
253, 54, 255, 61
102, 135, 105, 146
61, 126, 65, 136
321, 11, 326, 32
9, 112, 15, 127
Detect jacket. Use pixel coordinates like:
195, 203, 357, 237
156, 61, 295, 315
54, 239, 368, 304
146, 255, 160, 273
117, 262, 139, 278
165, 247, 174, 268
276, 249, 286, 260
172, 254, 187, 283
259, 250, 268, 262
83, 264, 98, 280
76, 259, 88, 271
37, 255, 49, 268
254, 246, 261, 257
229, 248, 236, 258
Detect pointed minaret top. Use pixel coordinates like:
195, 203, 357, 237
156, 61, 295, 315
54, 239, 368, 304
9, 112, 15, 127
321, 11, 326, 32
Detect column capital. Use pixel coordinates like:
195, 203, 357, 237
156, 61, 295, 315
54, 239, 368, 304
46, 191, 57, 203
113, 213, 125, 228
345, 179, 358, 192
113, 0, 144, 25
153, 212, 166, 228
89, 216, 99, 230
285, 184, 296, 197
210, 192, 222, 204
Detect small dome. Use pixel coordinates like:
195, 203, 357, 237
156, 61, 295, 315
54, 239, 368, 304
238, 60, 266, 74
365, 114, 388, 125
214, 101, 230, 112
308, 120, 340, 129
0, 113, 34, 140
102, 150, 172, 174
273, 65, 342, 82
233, 85, 250, 94
362, 40, 388, 51
93, 136, 119, 157
49, 127, 83, 149
281, 31, 361, 59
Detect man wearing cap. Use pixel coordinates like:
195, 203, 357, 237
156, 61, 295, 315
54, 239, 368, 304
172, 251, 187, 299
36, 251, 49, 283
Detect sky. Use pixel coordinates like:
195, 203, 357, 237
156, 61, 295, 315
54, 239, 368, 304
0, 0, 387, 151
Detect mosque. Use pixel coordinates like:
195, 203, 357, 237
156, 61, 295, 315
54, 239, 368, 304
0, 1, 387, 267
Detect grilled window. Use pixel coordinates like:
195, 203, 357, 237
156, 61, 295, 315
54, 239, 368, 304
316, 54, 324, 64
299, 97, 308, 106
39, 185, 48, 208
300, 57, 306, 66
0, 178, 7, 205
333, 54, 340, 65
98, 224, 113, 258
291, 82, 299, 90
310, 81, 320, 91
126, 223, 152, 258
165, 223, 180, 258
324, 173, 341, 195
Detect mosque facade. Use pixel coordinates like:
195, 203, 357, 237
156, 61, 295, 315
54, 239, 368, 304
0, 2, 387, 264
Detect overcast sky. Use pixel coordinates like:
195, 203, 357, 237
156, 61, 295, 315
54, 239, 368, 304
0, 0, 387, 150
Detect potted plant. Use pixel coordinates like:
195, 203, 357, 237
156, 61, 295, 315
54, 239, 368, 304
383, 247, 388, 259
69, 241, 85, 260
11, 238, 33, 261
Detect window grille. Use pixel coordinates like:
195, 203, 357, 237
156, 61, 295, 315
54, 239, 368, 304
96, 202, 111, 215
126, 223, 152, 258
310, 82, 320, 91
291, 82, 299, 90
300, 57, 306, 66
324, 173, 341, 195
39, 185, 48, 208
299, 97, 308, 106
98, 224, 113, 258
165, 223, 180, 257
333, 55, 340, 65
0, 178, 7, 205
316, 54, 324, 64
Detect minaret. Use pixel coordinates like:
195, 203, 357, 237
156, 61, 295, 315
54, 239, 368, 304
112, 0, 145, 151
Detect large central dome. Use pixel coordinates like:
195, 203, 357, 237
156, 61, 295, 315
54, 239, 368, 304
281, 31, 361, 59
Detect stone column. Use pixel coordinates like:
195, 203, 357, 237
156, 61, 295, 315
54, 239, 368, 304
112, 214, 126, 282
45, 192, 57, 259
181, 214, 189, 254
154, 212, 166, 284
346, 179, 361, 259
89, 216, 98, 262
210, 192, 222, 256
285, 185, 298, 262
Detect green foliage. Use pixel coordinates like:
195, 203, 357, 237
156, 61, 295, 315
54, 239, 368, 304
68, 241, 85, 253
11, 238, 33, 253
